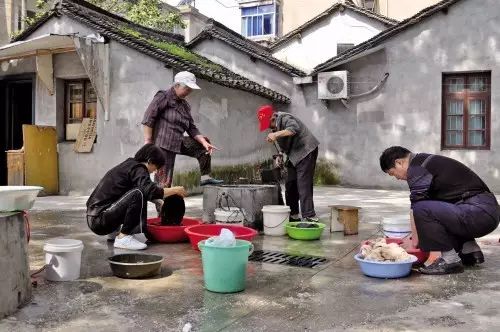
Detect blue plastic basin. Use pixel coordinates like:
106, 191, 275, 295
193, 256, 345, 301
354, 254, 418, 279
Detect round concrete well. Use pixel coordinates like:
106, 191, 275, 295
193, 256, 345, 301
202, 184, 281, 230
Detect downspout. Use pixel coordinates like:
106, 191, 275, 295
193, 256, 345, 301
273, 0, 277, 36
104, 43, 110, 121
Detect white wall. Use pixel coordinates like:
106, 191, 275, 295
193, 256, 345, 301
294, 0, 500, 192
167, 0, 241, 34
272, 10, 388, 73
4, 15, 275, 194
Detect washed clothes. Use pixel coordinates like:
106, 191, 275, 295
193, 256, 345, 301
407, 153, 499, 252
86, 158, 163, 236
142, 87, 201, 153
274, 112, 319, 166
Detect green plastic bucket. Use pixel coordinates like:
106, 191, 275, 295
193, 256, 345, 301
198, 239, 254, 293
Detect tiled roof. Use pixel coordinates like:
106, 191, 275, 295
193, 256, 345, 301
187, 19, 305, 77
313, 0, 462, 74
14, 0, 290, 103
270, 2, 398, 51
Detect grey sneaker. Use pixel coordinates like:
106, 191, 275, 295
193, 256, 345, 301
304, 216, 320, 223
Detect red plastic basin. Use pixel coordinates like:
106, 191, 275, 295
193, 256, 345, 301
147, 217, 202, 243
184, 224, 258, 251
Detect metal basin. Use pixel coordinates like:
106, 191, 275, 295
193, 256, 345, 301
108, 254, 163, 279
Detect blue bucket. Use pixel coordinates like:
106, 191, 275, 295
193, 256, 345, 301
354, 254, 417, 279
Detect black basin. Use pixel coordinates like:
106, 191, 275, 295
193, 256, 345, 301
108, 254, 163, 279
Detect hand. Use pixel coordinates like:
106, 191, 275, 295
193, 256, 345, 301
202, 141, 220, 155
164, 186, 187, 198
266, 132, 278, 142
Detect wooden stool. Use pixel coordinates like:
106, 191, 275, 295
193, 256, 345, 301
329, 205, 361, 235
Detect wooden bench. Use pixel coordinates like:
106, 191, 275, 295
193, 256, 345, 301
329, 205, 361, 235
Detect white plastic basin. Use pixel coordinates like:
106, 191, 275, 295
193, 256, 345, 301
0, 186, 43, 211
382, 215, 411, 238
214, 207, 245, 225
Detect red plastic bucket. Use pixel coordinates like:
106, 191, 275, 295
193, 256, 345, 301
184, 224, 258, 251
147, 217, 202, 243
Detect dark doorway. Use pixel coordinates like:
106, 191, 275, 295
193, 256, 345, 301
0, 77, 34, 185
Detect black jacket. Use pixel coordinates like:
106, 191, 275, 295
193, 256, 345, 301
86, 158, 164, 216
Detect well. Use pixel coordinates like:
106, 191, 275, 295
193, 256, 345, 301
0, 212, 31, 318
203, 184, 281, 229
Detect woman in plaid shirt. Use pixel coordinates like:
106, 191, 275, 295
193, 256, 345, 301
142, 71, 223, 193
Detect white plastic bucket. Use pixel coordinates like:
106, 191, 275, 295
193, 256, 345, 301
262, 205, 291, 236
44, 239, 84, 281
214, 207, 245, 226
382, 216, 411, 238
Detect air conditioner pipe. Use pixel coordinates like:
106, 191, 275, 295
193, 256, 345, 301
345, 72, 389, 100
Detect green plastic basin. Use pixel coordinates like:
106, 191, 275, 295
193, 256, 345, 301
286, 222, 326, 240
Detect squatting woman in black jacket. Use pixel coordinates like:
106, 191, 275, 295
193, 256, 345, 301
86, 144, 186, 250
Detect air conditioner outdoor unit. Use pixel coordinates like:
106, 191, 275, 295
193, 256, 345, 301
318, 71, 350, 100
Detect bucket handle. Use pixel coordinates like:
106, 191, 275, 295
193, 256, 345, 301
264, 215, 289, 229
248, 243, 254, 256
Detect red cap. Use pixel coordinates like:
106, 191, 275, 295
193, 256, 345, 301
257, 105, 274, 131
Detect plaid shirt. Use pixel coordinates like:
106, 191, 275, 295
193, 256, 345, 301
142, 88, 201, 153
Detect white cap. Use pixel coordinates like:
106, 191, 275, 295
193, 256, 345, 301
174, 71, 201, 90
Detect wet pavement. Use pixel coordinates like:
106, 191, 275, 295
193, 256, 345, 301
1, 187, 499, 332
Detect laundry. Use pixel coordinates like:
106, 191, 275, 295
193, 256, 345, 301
294, 222, 320, 228
359, 238, 412, 262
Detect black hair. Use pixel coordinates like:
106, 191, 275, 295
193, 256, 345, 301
134, 144, 166, 168
379, 146, 412, 172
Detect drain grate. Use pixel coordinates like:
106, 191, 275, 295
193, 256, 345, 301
249, 250, 329, 268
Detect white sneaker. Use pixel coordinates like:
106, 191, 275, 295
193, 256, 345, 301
114, 235, 148, 250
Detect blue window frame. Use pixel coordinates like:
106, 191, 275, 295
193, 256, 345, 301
241, 4, 278, 37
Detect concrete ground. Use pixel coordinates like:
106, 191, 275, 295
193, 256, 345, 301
1, 187, 499, 332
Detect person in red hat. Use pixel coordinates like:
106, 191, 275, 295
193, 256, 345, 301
257, 105, 320, 222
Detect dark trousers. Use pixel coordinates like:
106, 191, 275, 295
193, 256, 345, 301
413, 192, 500, 252
156, 136, 211, 187
285, 148, 318, 218
87, 189, 148, 237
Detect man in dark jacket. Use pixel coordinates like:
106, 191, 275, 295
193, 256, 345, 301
380, 146, 499, 275
87, 144, 186, 250
257, 105, 320, 222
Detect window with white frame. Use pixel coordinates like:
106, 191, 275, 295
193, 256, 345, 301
241, 4, 278, 37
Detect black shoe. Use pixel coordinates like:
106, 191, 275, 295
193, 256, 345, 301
459, 251, 485, 266
289, 216, 301, 222
419, 257, 464, 275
